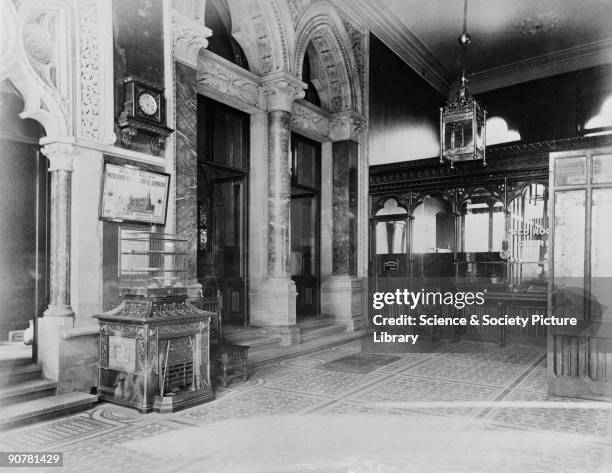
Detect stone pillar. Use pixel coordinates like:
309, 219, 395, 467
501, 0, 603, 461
41, 141, 75, 319
37, 139, 76, 383
321, 111, 368, 331
249, 72, 305, 345
173, 10, 211, 298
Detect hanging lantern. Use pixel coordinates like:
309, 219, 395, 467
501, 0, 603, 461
440, 1, 486, 168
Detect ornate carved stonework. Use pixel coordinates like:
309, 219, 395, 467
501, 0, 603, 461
173, 10, 212, 68
78, 0, 101, 140
287, 0, 313, 23
260, 72, 306, 112
41, 141, 75, 172
197, 52, 260, 108
291, 101, 330, 138
342, 18, 367, 106
330, 110, 366, 141
19, 0, 73, 134
251, 11, 275, 74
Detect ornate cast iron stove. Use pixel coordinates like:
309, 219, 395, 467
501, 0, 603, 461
95, 294, 214, 413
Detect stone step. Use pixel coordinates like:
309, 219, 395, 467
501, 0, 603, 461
0, 392, 98, 431
298, 318, 334, 329
250, 329, 368, 367
0, 363, 43, 385
0, 379, 58, 406
300, 323, 347, 343
223, 328, 271, 344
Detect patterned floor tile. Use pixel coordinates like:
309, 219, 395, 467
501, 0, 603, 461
351, 374, 498, 404
266, 368, 383, 397
402, 356, 528, 387
3, 338, 609, 473
174, 387, 323, 425
487, 389, 612, 438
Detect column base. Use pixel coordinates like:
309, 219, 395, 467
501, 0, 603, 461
43, 305, 75, 318
249, 278, 299, 345
321, 276, 368, 331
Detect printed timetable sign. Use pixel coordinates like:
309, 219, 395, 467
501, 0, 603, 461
100, 163, 170, 225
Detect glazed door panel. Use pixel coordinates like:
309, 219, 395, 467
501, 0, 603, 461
548, 148, 612, 399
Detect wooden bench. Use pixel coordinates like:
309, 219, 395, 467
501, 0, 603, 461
201, 291, 249, 387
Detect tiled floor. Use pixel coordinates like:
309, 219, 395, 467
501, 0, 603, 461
1, 339, 611, 473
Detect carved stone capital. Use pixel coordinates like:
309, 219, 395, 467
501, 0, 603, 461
260, 72, 306, 113
40, 139, 75, 172
330, 111, 367, 142
173, 10, 212, 68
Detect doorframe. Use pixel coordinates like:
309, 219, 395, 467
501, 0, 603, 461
290, 132, 322, 320
197, 96, 251, 327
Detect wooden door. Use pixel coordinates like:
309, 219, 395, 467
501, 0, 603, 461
548, 146, 612, 399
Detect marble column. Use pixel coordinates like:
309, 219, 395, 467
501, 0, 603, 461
321, 112, 368, 331
174, 61, 199, 292
41, 142, 75, 318
267, 110, 292, 278
173, 10, 211, 297
249, 73, 305, 344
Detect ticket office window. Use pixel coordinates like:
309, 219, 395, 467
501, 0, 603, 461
412, 196, 454, 279
456, 190, 506, 284
373, 199, 409, 277
508, 183, 549, 290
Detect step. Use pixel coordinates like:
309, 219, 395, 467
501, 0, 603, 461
298, 318, 334, 329
0, 379, 58, 406
0, 363, 43, 385
250, 329, 368, 366
223, 328, 270, 344
300, 323, 347, 343
0, 392, 98, 431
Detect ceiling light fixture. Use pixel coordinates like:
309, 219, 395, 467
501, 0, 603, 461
440, 0, 486, 168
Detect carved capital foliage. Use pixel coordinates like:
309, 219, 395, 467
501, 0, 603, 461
260, 72, 306, 112
41, 140, 75, 172
330, 110, 366, 142
173, 10, 211, 68
291, 101, 330, 138
197, 51, 260, 108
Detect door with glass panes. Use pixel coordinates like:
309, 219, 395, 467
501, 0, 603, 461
290, 134, 321, 320
197, 96, 249, 326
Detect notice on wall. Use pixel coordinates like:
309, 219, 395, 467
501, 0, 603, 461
100, 163, 170, 225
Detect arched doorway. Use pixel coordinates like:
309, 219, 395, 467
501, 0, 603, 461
0, 80, 49, 361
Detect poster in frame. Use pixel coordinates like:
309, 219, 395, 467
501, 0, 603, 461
99, 162, 170, 225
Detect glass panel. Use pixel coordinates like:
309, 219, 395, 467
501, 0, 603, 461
592, 155, 612, 184
291, 197, 317, 277
291, 195, 318, 317
508, 184, 549, 288
444, 119, 473, 150
293, 139, 318, 189
555, 156, 586, 186
375, 220, 407, 254
591, 188, 612, 319
413, 196, 453, 253
211, 180, 242, 279
211, 108, 246, 170
553, 190, 585, 318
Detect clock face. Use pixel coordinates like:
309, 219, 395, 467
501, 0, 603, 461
138, 93, 158, 116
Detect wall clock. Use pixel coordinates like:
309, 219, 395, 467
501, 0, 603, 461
117, 77, 173, 155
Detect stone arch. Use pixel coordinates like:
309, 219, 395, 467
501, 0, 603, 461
224, 0, 295, 75
294, 2, 362, 114
0, 0, 71, 137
